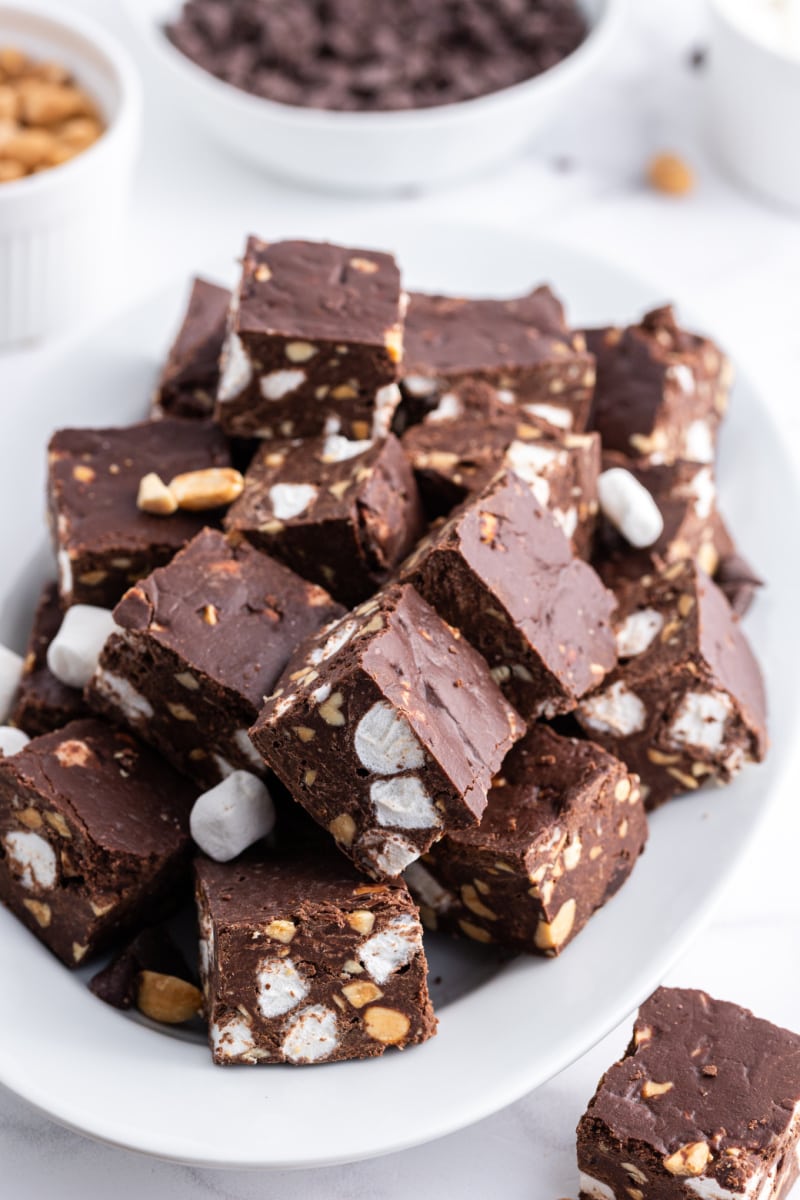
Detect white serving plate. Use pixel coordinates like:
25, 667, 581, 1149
120, 0, 625, 193
0, 221, 795, 1169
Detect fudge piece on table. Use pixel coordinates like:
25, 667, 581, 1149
407, 725, 646, 956
575, 559, 767, 809
196, 852, 437, 1065
586, 305, 732, 465
577, 987, 800, 1200
251, 583, 525, 880
151, 277, 231, 419
48, 418, 232, 608
87, 529, 343, 788
0, 719, 195, 966
401, 470, 616, 720
10, 582, 89, 737
224, 432, 425, 607
400, 288, 595, 431
214, 237, 403, 440
595, 454, 721, 580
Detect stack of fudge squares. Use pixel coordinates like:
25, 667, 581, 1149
0, 235, 767, 1072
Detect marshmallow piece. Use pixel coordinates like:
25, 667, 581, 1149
46, 605, 118, 689
598, 468, 664, 549
0, 726, 30, 757
0, 645, 24, 723
190, 770, 276, 862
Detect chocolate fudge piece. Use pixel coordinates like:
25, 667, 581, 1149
400, 289, 594, 431
595, 454, 721, 580
48, 418, 232, 607
407, 725, 646, 956
0, 719, 195, 966
251, 583, 525, 880
586, 305, 732, 465
196, 852, 437, 1065
10, 582, 88, 736
214, 237, 403, 440
224, 433, 425, 607
152, 277, 231, 420
401, 470, 616, 720
87, 529, 343, 788
402, 415, 600, 555
714, 532, 764, 616
577, 987, 800, 1200
575, 559, 767, 808
401, 411, 520, 517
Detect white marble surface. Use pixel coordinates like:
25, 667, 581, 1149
2, 0, 800, 1195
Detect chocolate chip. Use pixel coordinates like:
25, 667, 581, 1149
165, 0, 588, 112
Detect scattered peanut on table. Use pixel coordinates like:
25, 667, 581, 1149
0, 45, 104, 184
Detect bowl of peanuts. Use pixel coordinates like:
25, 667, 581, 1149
0, 2, 141, 346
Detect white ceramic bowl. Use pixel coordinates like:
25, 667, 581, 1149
707, 0, 800, 210
122, 0, 624, 193
0, 2, 142, 347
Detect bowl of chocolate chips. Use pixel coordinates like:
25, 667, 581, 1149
123, 0, 623, 192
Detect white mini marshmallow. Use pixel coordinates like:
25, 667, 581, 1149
309, 618, 358, 665
269, 483, 318, 520
426, 392, 461, 422
90, 669, 153, 723
0, 726, 30, 756
684, 418, 714, 463
46, 605, 118, 689
355, 702, 425, 775
578, 1173, 616, 1200
256, 958, 309, 1019
320, 434, 373, 463
523, 402, 573, 430
403, 861, 454, 914
260, 368, 306, 401
358, 914, 422, 984
0, 645, 23, 723
578, 680, 647, 737
370, 776, 440, 829
282, 1004, 339, 1064
217, 332, 253, 402
668, 689, 732, 753
57, 549, 74, 600
211, 1015, 255, 1060
190, 770, 275, 862
615, 608, 664, 657
372, 383, 401, 438
2, 830, 57, 890
598, 468, 664, 548
370, 833, 420, 877
402, 374, 438, 398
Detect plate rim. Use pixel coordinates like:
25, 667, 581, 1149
0, 218, 796, 1169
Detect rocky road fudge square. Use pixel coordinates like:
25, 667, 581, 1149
251, 582, 525, 881
0, 719, 196, 967
402, 414, 600, 556
48, 417, 232, 608
585, 305, 732, 466
575, 559, 767, 809
406, 724, 647, 957
10, 582, 89, 737
196, 852, 437, 1065
399, 287, 595, 431
86, 528, 344, 789
401, 469, 616, 721
151, 276, 232, 420
214, 237, 404, 440
224, 432, 425, 607
577, 987, 800, 1200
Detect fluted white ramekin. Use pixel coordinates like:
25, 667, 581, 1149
0, 2, 142, 347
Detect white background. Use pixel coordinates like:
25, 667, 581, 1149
2, 0, 800, 1196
